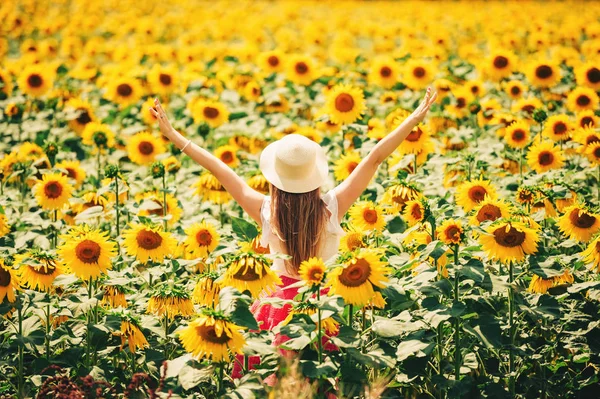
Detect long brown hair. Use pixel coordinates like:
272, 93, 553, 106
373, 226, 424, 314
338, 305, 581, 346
269, 184, 329, 275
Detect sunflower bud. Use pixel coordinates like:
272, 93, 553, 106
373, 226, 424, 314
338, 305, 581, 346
151, 161, 165, 178
468, 101, 481, 115
104, 163, 120, 179
197, 122, 210, 137
44, 141, 59, 166
533, 108, 547, 123
93, 131, 108, 147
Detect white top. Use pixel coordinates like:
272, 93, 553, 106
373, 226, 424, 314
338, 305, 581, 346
259, 189, 345, 279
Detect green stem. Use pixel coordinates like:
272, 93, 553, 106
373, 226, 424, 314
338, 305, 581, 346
217, 362, 225, 395
18, 301, 24, 399
340, 129, 345, 156
96, 150, 102, 188
115, 176, 120, 237
86, 281, 92, 368
597, 166, 599, 206
46, 298, 51, 362
453, 246, 460, 381
164, 313, 170, 360
508, 261, 515, 395
414, 152, 418, 175
162, 173, 168, 232
437, 322, 444, 399
519, 148, 523, 184
317, 289, 322, 364
348, 304, 353, 327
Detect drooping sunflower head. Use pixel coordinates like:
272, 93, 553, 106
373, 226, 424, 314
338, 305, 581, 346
504, 120, 530, 149
326, 248, 390, 307
34, 172, 74, 211
281, 301, 339, 335
122, 222, 178, 264
135, 190, 182, 227
15, 248, 64, 292
194, 171, 232, 205
478, 219, 539, 264
455, 179, 498, 212
325, 83, 367, 125
222, 252, 282, 298
247, 173, 269, 194
348, 201, 386, 232
436, 219, 465, 246
192, 272, 221, 308
126, 131, 166, 165
119, 316, 149, 354
102, 285, 128, 308
526, 140, 564, 174
147, 286, 195, 319
470, 196, 512, 226
558, 204, 600, 242
382, 181, 421, 215
402, 198, 429, 227
183, 221, 220, 259
298, 257, 326, 287
582, 235, 600, 272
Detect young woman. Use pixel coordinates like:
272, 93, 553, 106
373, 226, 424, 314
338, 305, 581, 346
149, 87, 437, 374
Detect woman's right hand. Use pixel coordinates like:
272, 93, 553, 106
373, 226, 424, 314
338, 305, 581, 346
149, 98, 175, 139
411, 86, 438, 124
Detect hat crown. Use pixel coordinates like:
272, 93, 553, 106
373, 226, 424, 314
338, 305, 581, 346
275, 137, 317, 166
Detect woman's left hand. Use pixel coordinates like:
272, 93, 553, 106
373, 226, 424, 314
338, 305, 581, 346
149, 98, 175, 139
411, 86, 438, 124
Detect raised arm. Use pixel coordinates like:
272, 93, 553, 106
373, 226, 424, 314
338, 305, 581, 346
150, 99, 265, 226
333, 87, 438, 221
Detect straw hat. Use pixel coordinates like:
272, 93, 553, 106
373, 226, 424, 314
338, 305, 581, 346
259, 134, 329, 193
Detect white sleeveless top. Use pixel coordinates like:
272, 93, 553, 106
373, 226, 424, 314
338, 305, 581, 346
259, 189, 345, 279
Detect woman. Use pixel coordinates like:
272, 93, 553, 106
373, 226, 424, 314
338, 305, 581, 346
149, 87, 437, 374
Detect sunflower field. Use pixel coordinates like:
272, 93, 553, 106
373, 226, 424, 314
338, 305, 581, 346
1, 0, 600, 398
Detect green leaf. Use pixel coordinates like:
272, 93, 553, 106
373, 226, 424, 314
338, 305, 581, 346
396, 339, 434, 361
229, 112, 248, 121
231, 217, 259, 242
219, 287, 259, 330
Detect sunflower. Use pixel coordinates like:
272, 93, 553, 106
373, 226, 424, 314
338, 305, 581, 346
575, 110, 599, 130
17, 64, 55, 97
368, 56, 399, 89
280, 302, 339, 335
135, 191, 182, 227
455, 179, 498, 212
247, 173, 269, 194
528, 274, 556, 294
34, 172, 74, 211
403, 59, 434, 90
470, 196, 512, 226
324, 83, 367, 125
55, 160, 86, 188
298, 257, 326, 287
243, 80, 262, 102
404, 197, 431, 227
436, 219, 464, 245
586, 142, 600, 165
333, 151, 361, 181
104, 76, 143, 107
119, 319, 149, 353
285, 54, 318, 86
57, 225, 117, 281
0, 213, 11, 238
478, 220, 539, 264
382, 182, 421, 215
0, 258, 20, 303
503, 80, 527, 100
575, 61, 600, 90
192, 99, 229, 128
81, 122, 116, 153
16, 249, 63, 292
527, 61, 560, 88
178, 313, 246, 362
193, 272, 221, 308
504, 120, 530, 149
70, 191, 110, 219
257, 49, 285, 74
348, 201, 386, 232
127, 131, 166, 165
64, 98, 96, 134
221, 253, 282, 298
486, 50, 518, 81
511, 97, 543, 117
582, 235, 600, 272
543, 114, 572, 142
397, 123, 431, 155
147, 64, 178, 95
147, 289, 194, 319
558, 205, 600, 242
214, 145, 239, 168
340, 225, 367, 253
326, 249, 390, 307
194, 171, 232, 204
183, 221, 220, 259
385, 107, 411, 130
102, 285, 128, 308
162, 156, 181, 174
0, 68, 13, 98
122, 222, 177, 264
526, 140, 564, 174
567, 87, 599, 113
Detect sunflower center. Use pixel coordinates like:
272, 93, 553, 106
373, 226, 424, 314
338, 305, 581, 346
44, 181, 63, 199
232, 261, 261, 281
335, 93, 355, 112
446, 226, 461, 240
406, 127, 423, 142
456, 97, 466, 108
493, 225, 526, 247
518, 190, 533, 202
116, 83, 133, 97
477, 204, 502, 222
594, 147, 600, 158
138, 141, 154, 155
569, 210, 596, 228
380, 66, 392, 77
27, 74, 43, 88
203, 106, 219, 119
587, 67, 600, 84
0, 268, 11, 287
554, 122, 567, 135
309, 268, 324, 282
295, 62, 308, 75
413, 67, 426, 78
363, 209, 378, 224
196, 230, 213, 246
147, 200, 165, 216
339, 258, 371, 287
538, 151, 554, 166
93, 132, 108, 147
535, 65, 553, 79
135, 229, 163, 250
468, 186, 487, 203
581, 117, 594, 128
65, 168, 77, 179
267, 55, 280, 67
411, 204, 422, 220
512, 129, 525, 141
346, 234, 364, 251
510, 86, 521, 95
347, 162, 358, 173
493, 56, 509, 69
159, 73, 172, 85
577, 95, 591, 107
75, 239, 102, 264
196, 324, 230, 344
391, 194, 409, 206
221, 151, 234, 163
586, 135, 600, 145
76, 110, 92, 125
31, 264, 56, 275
